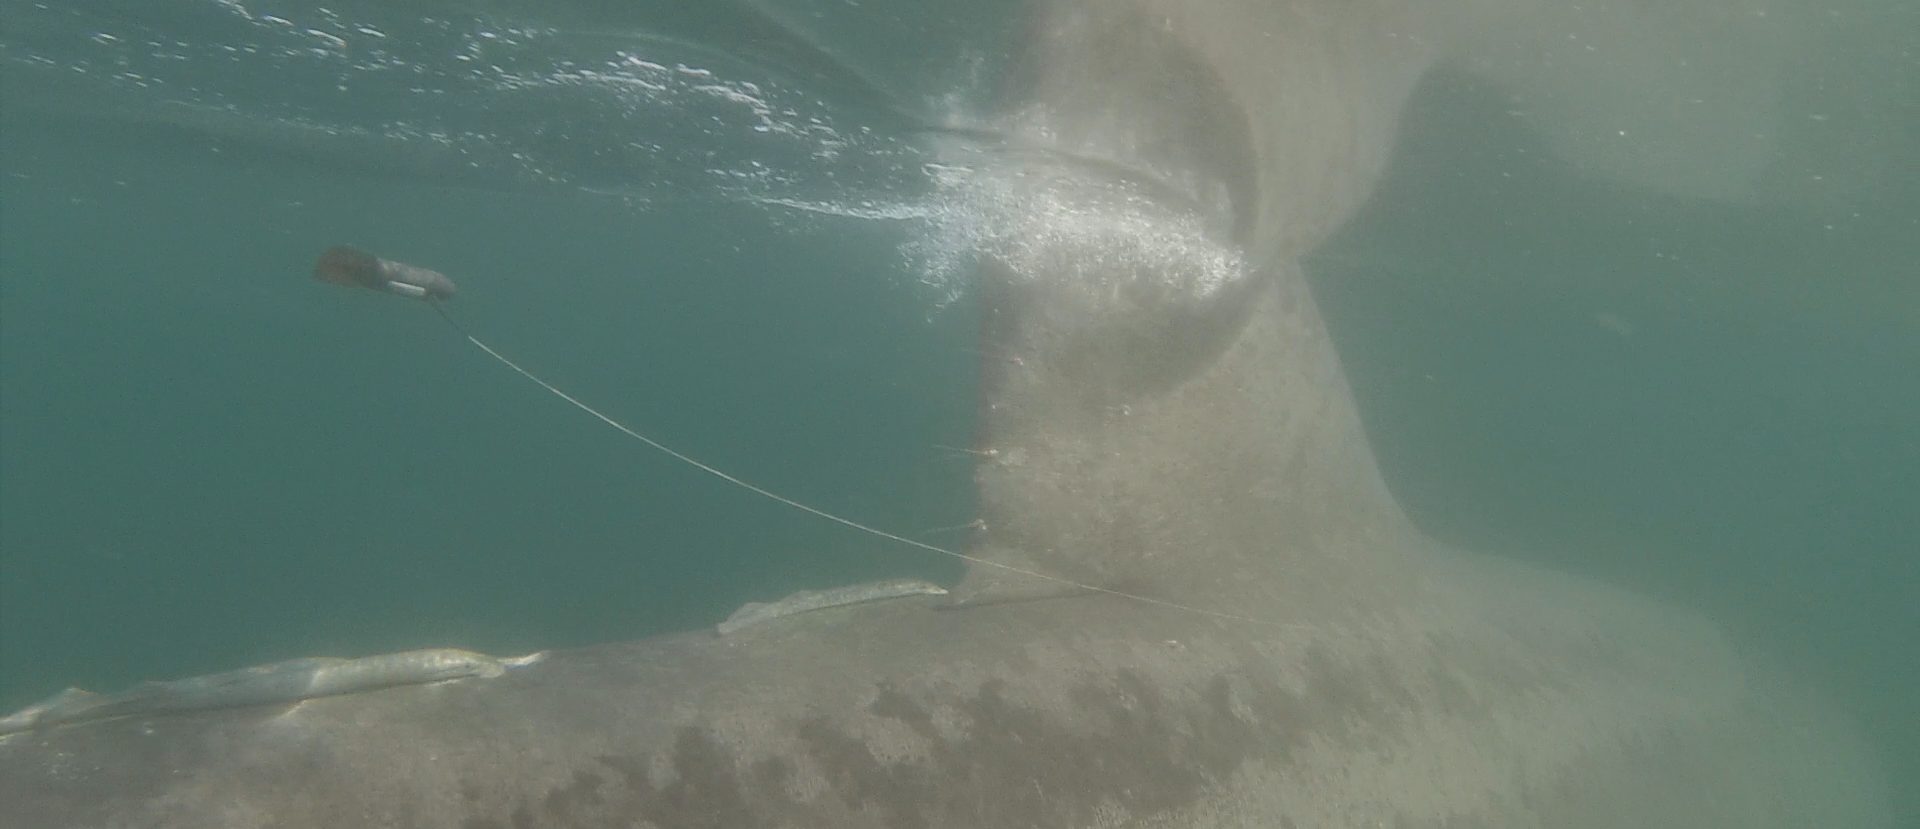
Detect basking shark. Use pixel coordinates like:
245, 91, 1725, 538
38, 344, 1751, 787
0, 0, 1891, 826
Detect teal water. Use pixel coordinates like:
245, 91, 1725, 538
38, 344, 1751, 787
0, 130, 975, 684
2, 0, 1915, 822
1315, 71, 1919, 821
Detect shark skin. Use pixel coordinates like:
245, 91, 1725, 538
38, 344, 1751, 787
0, 0, 1891, 826
0, 545, 1886, 828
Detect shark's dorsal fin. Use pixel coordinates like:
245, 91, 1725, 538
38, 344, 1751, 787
952, 4, 1433, 612
952, 0, 1807, 612
961, 260, 1418, 612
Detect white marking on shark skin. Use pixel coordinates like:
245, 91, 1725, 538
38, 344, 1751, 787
718, 578, 950, 635
0, 648, 545, 736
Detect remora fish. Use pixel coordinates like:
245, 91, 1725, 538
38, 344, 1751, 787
0, 1, 1889, 827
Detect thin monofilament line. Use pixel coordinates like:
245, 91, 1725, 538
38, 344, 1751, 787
429, 301, 1277, 627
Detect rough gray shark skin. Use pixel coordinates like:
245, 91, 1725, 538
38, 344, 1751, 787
0, 575, 1885, 828
0, 1, 1890, 827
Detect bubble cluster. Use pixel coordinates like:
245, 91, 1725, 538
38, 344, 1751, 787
5, 1, 1247, 308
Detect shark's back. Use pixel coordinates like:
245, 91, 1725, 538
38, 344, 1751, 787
0, 540, 1887, 827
